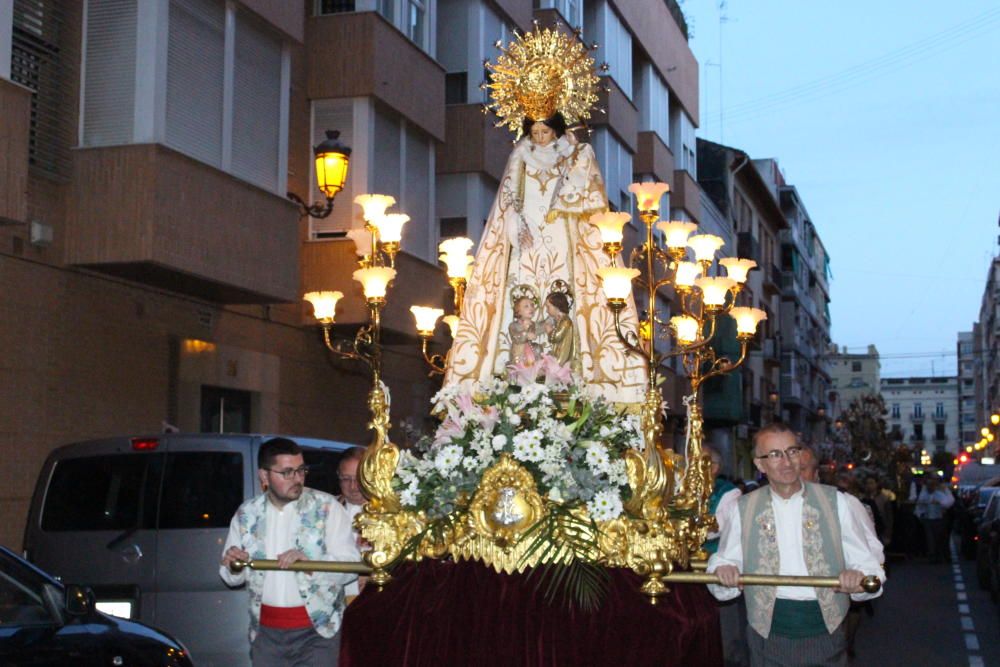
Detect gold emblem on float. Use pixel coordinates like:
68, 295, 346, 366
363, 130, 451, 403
469, 454, 544, 548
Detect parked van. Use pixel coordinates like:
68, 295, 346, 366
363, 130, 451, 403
23, 433, 360, 667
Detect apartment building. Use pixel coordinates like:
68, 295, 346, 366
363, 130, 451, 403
696, 140, 786, 477
973, 256, 1000, 433
958, 331, 977, 447
881, 376, 960, 454
0, 0, 699, 547
828, 344, 882, 421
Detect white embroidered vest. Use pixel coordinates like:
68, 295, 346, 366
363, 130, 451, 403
738, 482, 849, 638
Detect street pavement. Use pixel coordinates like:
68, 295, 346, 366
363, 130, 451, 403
850, 538, 1000, 666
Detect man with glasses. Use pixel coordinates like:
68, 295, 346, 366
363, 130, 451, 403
707, 423, 885, 666
337, 447, 369, 601
220, 437, 359, 666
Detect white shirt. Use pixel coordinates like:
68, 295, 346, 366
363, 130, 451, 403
707, 486, 885, 603
911, 485, 954, 520
341, 500, 365, 599
706, 487, 741, 541
842, 492, 885, 567
219, 496, 359, 603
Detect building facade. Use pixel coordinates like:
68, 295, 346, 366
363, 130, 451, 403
881, 376, 960, 455
696, 139, 786, 477
973, 257, 1000, 436
958, 330, 977, 448
829, 344, 881, 420
0, 0, 698, 548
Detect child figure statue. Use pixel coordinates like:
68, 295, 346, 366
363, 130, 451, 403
542, 284, 577, 369
508, 286, 541, 367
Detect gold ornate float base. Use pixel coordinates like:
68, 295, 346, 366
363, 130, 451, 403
356, 445, 717, 603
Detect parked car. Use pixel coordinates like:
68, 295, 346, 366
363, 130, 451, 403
0, 545, 192, 666
23, 433, 360, 667
976, 491, 1000, 592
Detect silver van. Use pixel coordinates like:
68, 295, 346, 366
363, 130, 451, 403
23, 433, 359, 667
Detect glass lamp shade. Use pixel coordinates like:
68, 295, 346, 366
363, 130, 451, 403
313, 130, 351, 198
353, 266, 396, 300
670, 315, 699, 345
304, 290, 343, 323
354, 194, 396, 222
695, 276, 736, 307
628, 182, 670, 212
729, 306, 767, 337
983, 427, 992, 437
345, 228, 373, 257
656, 220, 698, 249
438, 237, 475, 278
991, 414, 1000, 426
597, 267, 640, 300
590, 211, 631, 244
373, 213, 409, 244
688, 234, 725, 263
719, 257, 757, 284
410, 306, 444, 336
442, 314, 460, 338
674, 261, 702, 289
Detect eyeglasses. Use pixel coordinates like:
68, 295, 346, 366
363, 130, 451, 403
754, 446, 803, 462
268, 466, 310, 480
337, 475, 359, 485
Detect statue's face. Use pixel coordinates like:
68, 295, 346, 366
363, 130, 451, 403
530, 121, 555, 146
516, 298, 536, 319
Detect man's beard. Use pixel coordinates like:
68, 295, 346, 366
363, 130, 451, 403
271, 484, 303, 504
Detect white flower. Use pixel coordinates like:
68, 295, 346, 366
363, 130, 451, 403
400, 479, 420, 507
548, 487, 564, 502
434, 444, 464, 476
512, 429, 545, 462
462, 456, 479, 471
508, 412, 522, 426
585, 443, 611, 475
491, 434, 508, 451
587, 488, 624, 521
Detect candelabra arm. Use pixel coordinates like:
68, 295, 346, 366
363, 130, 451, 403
420, 336, 447, 376
319, 323, 372, 367
610, 304, 649, 361
693, 339, 750, 392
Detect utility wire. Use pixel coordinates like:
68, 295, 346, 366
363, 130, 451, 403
702, 7, 1000, 128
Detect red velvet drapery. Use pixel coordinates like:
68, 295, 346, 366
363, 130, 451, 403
341, 560, 722, 666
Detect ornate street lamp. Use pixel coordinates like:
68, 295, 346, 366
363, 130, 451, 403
288, 130, 352, 219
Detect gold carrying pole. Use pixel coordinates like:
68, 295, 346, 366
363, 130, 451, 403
229, 559, 881, 594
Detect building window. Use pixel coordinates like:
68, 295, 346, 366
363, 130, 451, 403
12, 0, 74, 179
82, 0, 289, 194
913, 423, 923, 440
851, 361, 862, 372
315, 0, 355, 14
445, 72, 467, 105
935, 402, 944, 418
913, 403, 922, 418
891, 403, 900, 419
407, 0, 426, 46
440, 217, 467, 239
935, 423, 945, 441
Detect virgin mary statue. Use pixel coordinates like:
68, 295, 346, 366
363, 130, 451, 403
443, 29, 646, 406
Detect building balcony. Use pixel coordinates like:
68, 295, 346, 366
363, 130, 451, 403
65, 144, 299, 304
634, 131, 675, 185
306, 11, 445, 141
593, 76, 638, 154
437, 105, 513, 182
301, 239, 450, 338
671, 169, 701, 222
910, 413, 925, 422
762, 338, 781, 368
781, 377, 804, 405
932, 412, 948, 423
0, 78, 31, 225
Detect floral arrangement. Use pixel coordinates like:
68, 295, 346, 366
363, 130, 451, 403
394, 356, 643, 522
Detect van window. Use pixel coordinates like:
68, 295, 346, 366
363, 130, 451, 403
158, 452, 243, 529
42, 455, 157, 531
301, 449, 347, 497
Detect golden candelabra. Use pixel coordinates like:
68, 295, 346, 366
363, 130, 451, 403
592, 181, 766, 598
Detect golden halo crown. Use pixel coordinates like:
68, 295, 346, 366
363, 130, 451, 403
485, 28, 601, 138
510, 283, 540, 307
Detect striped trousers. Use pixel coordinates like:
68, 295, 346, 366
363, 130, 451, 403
746, 623, 846, 667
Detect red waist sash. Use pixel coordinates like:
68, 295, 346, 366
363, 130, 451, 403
260, 604, 312, 629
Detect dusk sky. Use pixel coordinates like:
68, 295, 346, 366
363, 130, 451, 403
683, 0, 999, 378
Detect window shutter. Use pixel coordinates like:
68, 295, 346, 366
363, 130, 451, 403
231, 10, 282, 192
82, 0, 137, 147
165, 0, 224, 167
